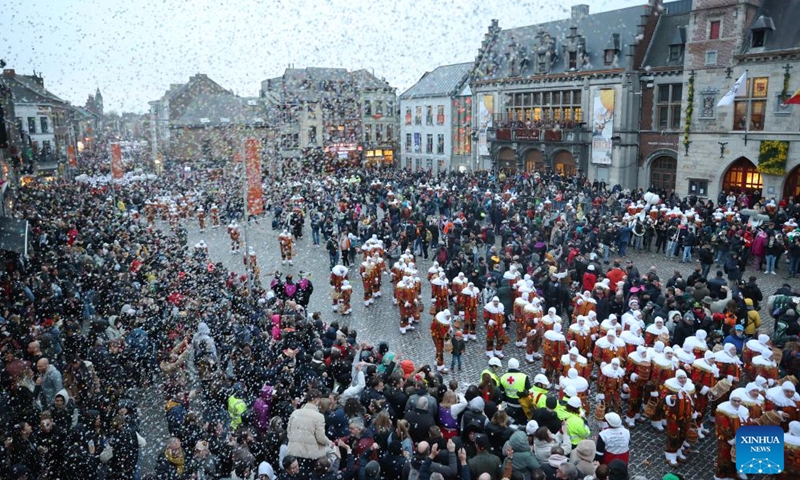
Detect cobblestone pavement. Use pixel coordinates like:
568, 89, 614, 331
137, 215, 795, 479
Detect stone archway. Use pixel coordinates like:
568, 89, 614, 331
784, 164, 800, 202
552, 150, 575, 176
648, 155, 677, 193
524, 149, 545, 173
498, 147, 516, 172
721, 157, 762, 195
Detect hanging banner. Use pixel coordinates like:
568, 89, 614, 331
67, 145, 77, 168
591, 88, 615, 165
111, 143, 124, 179
478, 94, 494, 156
245, 138, 263, 216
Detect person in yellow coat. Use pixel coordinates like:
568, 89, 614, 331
563, 396, 591, 448
743, 298, 762, 337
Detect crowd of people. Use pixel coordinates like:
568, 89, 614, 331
1, 163, 800, 480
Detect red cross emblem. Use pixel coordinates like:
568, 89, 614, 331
507, 376, 515, 385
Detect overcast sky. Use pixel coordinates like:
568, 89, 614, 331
3, 0, 636, 114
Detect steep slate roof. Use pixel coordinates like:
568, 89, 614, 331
641, 12, 690, 69
172, 95, 266, 128
742, 0, 800, 54
400, 62, 473, 99
350, 69, 393, 91
475, 4, 647, 81
2, 74, 67, 105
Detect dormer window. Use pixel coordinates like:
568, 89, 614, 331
569, 51, 577, 70
749, 15, 775, 48
603, 33, 621, 66
669, 26, 686, 63
669, 45, 684, 62
752, 30, 765, 48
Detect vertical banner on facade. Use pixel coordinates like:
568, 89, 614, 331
591, 88, 615, 165
111, 143, 124, 179
245, 138, 263, 216
67, 145, 77, 168
478, 94, 494, 156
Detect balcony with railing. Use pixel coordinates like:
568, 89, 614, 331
491, 113, 588, 145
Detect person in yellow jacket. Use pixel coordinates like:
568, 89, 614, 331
531, 374, 551, 409
563, 396, 591, 447
743, 298, 762, 337
480, 357, 503, 388
228, 383, 248, 430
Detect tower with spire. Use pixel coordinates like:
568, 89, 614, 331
94, 88, 103, 115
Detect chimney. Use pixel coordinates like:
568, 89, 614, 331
571, 4, 589, 19
32, 75, 44, 88
3, 69, 14, 78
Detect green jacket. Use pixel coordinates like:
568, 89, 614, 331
502, 430, 541, 475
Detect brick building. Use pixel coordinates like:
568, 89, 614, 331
678, 0, 800, 202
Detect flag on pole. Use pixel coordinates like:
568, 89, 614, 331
784, 86, 800, 105
244, 138, 263, 216
67, 145, 77, 168
717, 71, 748, 107
111, 143, 124, 179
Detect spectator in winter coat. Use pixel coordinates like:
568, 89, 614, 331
671, 312, 696, 348
708, 271, 727, 299
743, 298, 762, 337
286, 390, 331, 462
192, 322, 218, 363
722, 324, 747, 354
725, 253, 741, 284
502, 430, 541, 478
742, 276, 764, 311
582, 265, 597, 292
35, 358, 63, 408
533, 425, 572, 464
405, 396, 436, 444
253, 385, 274, 437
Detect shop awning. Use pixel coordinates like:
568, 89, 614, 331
0, 218, 28, 257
